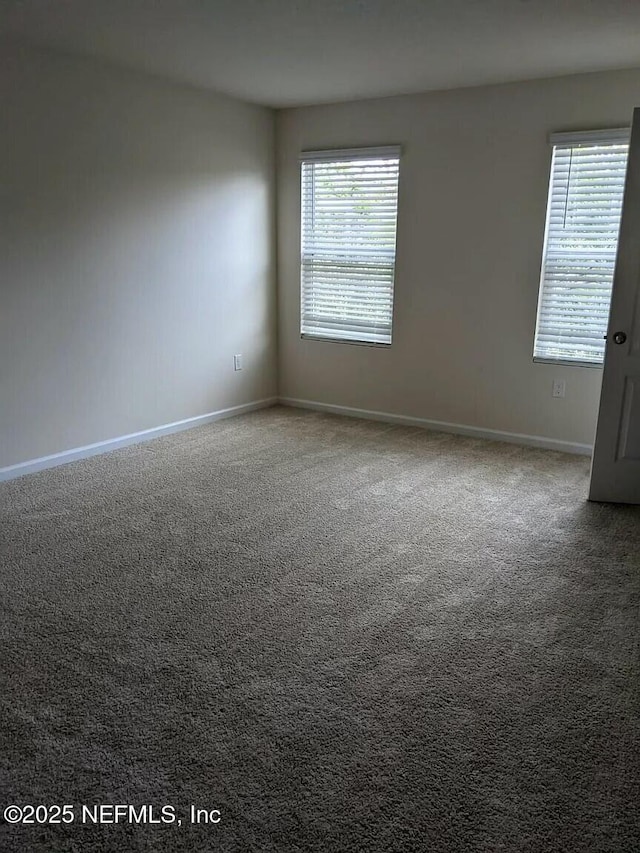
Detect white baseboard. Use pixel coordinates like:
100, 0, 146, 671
0, 394, 591, 482
0, 397, 278, 482
279, 397, 593, 456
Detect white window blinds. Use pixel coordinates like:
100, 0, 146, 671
300, 146, 401, 345
534, 129, 629, 365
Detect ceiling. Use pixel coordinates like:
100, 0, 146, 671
3, 0, 640, 108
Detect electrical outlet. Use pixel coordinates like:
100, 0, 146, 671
552, 379, 566, 398
233, 354, 243, 371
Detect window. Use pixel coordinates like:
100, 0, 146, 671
533, 129, 629, 366
300, 146, 401, 345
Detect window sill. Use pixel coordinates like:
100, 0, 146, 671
301, 334, 391, 348
533, 356, 603, 369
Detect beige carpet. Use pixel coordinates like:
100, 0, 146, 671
1, 405, 639, 852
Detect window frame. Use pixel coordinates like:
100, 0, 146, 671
299, 146, 401, 347
532, 128, 630, 368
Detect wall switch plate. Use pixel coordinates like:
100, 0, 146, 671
552, 379, 566, 398
233, 354, 243, 371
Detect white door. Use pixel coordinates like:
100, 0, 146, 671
589, 107, 640, 504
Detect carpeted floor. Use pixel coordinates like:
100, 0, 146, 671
1, 405, 639, 852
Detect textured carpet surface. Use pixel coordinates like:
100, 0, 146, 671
1, 406, 639, 852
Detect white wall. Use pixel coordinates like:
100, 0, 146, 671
277, 68, 640, 447
0, 41, 276, 469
